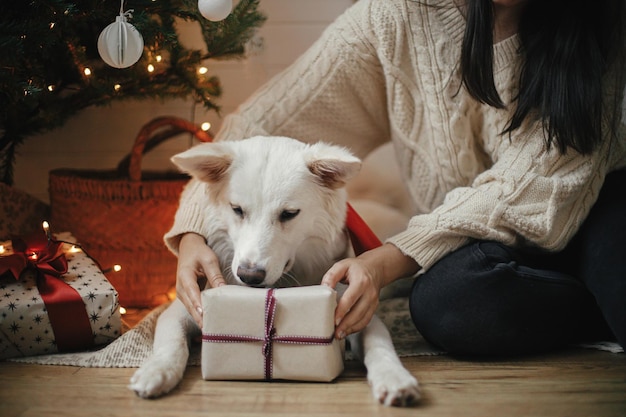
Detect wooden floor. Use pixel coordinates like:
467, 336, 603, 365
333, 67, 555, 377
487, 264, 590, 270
1, 347, 625, 417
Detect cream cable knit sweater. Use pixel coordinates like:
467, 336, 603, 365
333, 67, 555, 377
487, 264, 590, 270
165, 0, 626, 273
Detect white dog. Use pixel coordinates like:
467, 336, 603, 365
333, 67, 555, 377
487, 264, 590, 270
128, 136, 420, 406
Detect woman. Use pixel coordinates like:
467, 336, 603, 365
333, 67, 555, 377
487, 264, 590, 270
166, 0, 626, 354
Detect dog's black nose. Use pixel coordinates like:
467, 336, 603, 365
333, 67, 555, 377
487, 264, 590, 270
237, 265, 266, 287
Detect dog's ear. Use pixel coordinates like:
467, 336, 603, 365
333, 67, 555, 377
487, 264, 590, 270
171, 143, 233, 183
306, 143, 361, 189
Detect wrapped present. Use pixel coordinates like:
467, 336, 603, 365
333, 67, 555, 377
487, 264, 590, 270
0, 231, 121, 360
201, 285, 344, 382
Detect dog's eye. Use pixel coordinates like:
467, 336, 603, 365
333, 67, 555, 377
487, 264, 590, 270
231, 205, 244, 218
279, 209, 300, 222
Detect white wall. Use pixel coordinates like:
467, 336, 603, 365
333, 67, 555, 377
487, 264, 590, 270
13, 0, 354, 202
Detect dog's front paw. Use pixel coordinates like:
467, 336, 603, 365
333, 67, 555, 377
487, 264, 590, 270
128, 355, 185, 399
368, 364, 420, 407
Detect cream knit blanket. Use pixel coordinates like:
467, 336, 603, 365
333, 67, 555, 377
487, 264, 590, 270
8, 298, 449, 367
9, 296, 621, 367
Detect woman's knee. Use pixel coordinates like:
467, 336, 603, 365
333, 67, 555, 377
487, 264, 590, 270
409, 241, 593, 355
409, 242, 509, 354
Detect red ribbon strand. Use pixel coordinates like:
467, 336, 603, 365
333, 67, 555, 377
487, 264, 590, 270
0, 234, 94, 352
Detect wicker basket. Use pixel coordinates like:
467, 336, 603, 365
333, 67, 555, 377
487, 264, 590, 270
49, 116, 212, 307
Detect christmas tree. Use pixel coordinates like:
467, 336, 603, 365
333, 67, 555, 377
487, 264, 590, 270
0, 0, 265, 185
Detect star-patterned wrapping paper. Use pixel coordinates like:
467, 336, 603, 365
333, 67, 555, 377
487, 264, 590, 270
0, 236, 121, 360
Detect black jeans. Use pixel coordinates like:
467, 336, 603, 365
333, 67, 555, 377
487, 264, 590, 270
409, 170, 626, 355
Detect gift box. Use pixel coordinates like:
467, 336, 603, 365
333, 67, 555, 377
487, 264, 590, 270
201, 285, 344, 382
0, 232, 121, 360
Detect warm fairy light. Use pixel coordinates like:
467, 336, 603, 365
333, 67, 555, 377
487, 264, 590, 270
47, 85, 55, 92
42, 221, 50, 237
147, 64, 155, 73
30, 253, 38, 260
0, 245, 5, 255
114, 84, 121, 92
167, 285, 177, 301
84, 67, 92, 76
49, 22, 55, 29
198, 66, 208, 75
119, 306, 127, 315
155, 55, 162, 62
201, 122, 211, 131
69, 245, 81, 253
103, 264, 122, 273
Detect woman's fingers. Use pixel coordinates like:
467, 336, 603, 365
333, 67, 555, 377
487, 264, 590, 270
335, 278, 380, 338
176, 265, 203, 326
207, 272, 227, 288
322, 261, 351, 321
177, 233, 225, 327
322, 258, 382, 339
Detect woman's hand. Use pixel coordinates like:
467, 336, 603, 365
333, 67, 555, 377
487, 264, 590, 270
322, 256, 384, 339
176, 233, 226, 327
321, 243, 420, 339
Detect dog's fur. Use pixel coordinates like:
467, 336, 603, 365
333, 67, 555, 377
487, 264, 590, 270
128, 136, 420, 406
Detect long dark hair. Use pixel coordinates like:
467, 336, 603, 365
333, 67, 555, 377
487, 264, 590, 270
460, 0, 625, 154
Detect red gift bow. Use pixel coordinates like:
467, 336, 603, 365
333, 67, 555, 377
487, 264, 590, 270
0, 234, 94, 352
202, 288, 335, 380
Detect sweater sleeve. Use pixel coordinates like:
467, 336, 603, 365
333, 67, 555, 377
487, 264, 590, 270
388, 121, 616, 272
389, 23, 626, 273
163, 179, 211, 255
214, 0, 390, 154
164, 0, 390, 254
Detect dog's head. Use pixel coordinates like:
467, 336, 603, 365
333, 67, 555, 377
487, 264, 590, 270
172, 136, 361, 287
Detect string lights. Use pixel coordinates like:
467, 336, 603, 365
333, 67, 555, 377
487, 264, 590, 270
41, 221, 125, 315
42, 221, 51, 240
0, 221, 173, 317
1, 0, 265, 189
103, 264, 122, 274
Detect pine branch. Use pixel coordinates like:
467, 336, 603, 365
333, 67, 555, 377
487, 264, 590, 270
0, 137, 21, 185
0, 0, 266, 185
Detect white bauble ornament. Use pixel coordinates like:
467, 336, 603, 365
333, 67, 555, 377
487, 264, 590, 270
198, 0, 232, 22
98, 14, 144, 69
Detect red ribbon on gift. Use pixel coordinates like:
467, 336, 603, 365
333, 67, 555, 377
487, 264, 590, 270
345, 203, 382, 255
0, 234, 94, 352
202, 288, 335, 380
